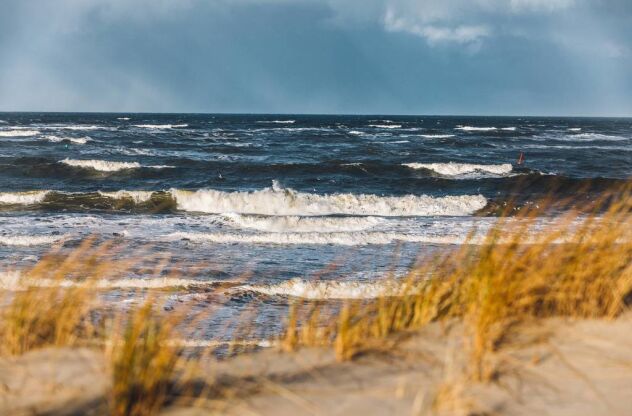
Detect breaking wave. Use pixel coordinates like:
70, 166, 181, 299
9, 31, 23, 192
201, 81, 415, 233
566, 133, 628, 141
403, 162, 513, 178
0, 191, 50, 205
222, 213, 383, 233
233, 278, 403, 299
369, 124, 402, 129
0, 234, 66, 246
455, 126, 497, 131
0, 273, 222, 290
48, 125, 101, 131
164, 231, 472, 246
0, 129, 40, 137
170, 183, 487, 216
420, 134, 455, 138
133, 124, 188, 129
42, 135, 90, 144
97, 190, 156, 203
60, 158, 174, 172
257, 120, 295, 124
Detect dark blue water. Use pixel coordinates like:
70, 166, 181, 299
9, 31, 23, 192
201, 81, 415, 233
1, 113, 630, 342
1, 114, 630, 194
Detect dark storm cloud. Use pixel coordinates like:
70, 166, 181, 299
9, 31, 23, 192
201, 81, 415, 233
0, 0, 630, 115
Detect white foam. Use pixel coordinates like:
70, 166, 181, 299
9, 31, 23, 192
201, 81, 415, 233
0, 270, 22, 290
568, 133, 628, 141
501, 127, 517, 131
61, 158, 141, 172
256, 120, 295, 124
369, 124, 402, 129
0, 274, 218, 290
115, 147, 155, 156
97, 190, 155, 203
522, 144, 631, 151
455, 126, 497, 131
42, 135, 90, 144
567, 128, 581, 131
165, 231, 471, 246
166, 339, 274, 348
170, 184, 486, 217
420, 134, 455, 138
60, 159, 173, 172
222, 213, 382, 233
117, 117, 131, 120
91, 277, 215, 289
349, 130, 365, 135
234, 278, 403, 300
134, 124, 188, 129
403, 162, 513, 178
0, 129, 40, 137
0, 191, 49, 205
49, 125, 100, 131
0, 234, 65, 246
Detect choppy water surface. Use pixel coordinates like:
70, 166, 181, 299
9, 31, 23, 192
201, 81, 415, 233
1, 113, 630, 342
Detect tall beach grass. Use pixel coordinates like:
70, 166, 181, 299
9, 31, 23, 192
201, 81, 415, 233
0, 186, 630, 413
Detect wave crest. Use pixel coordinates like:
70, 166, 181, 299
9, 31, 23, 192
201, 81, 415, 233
164, 231, 471, 246
133, 124, 188, 129
0, 234, 66, 246
97, 190, 156, 203
0, 191, 50, 205
60, 159, 173, 172
455, 126, 497, 131
403, 162, 513, 178
61, 158, 142, 171
0, 130, 40, 137
234, 278, 402, 299
420, 134, 455, 138
170, 185, 486, 217
256, 120, 295, 124
369, 124, 401, 129
43, 135, 90, 144
222, 213, 382, 233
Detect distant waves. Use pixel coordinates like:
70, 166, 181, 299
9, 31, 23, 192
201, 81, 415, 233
403, 162, 514, 178
59, 158, 174, 172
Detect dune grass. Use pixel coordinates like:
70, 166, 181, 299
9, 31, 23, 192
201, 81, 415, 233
0, 239, 121, 355
107, 300, 183, 416
0, 188, 630, 413
283, 189, 632, 380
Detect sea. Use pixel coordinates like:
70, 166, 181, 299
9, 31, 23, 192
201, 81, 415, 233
1, 113, 630, 344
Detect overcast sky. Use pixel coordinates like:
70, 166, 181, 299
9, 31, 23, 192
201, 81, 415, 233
1, 0, 631, 115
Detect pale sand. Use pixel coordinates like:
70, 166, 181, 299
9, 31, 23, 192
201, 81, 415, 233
1, 314, 631, 415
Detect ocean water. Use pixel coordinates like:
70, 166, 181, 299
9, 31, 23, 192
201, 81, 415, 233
1, 113, 630, 342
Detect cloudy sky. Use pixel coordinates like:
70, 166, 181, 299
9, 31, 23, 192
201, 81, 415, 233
1, 0, 631, 115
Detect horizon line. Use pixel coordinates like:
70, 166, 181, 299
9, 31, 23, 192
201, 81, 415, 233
0, 110, 631, 119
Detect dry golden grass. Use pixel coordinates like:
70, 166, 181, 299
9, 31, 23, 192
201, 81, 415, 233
0, 187, 630, 415
284, 189, 632, 381
0, 239, 128, 355
107, 300, 183, 416
0, 239, 198, 415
